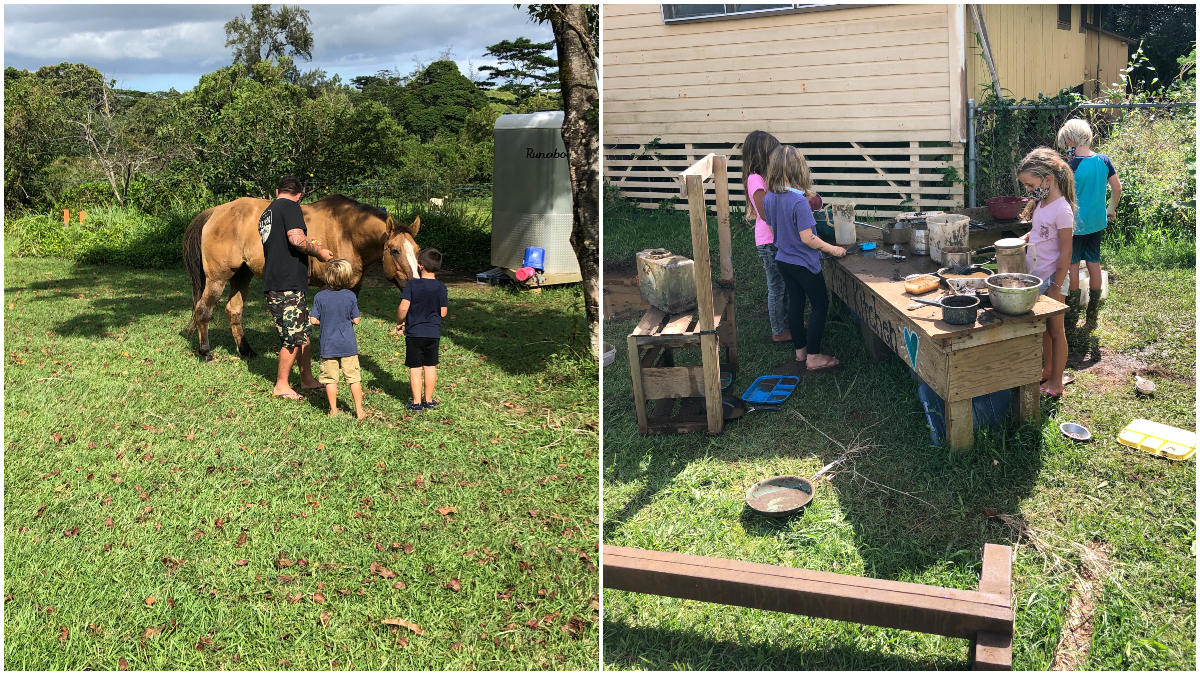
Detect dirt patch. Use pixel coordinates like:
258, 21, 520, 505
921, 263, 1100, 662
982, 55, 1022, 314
1067, 347, 1193, 393
604, 266, 649, 320
360, 262, 486, 291
1049, 541, 1112, 671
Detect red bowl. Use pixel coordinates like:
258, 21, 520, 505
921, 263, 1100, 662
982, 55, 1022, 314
986, 196, 1028, 220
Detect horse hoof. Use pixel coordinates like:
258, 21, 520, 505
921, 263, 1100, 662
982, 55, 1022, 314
201, 352, 215, 363
241, 349, 259, 359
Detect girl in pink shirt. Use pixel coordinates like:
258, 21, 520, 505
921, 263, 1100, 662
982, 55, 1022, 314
1016, 148, 1076, 398
742, 131, 790, 342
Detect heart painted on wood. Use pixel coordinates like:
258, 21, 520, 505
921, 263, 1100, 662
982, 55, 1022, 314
902, 327, 920, 368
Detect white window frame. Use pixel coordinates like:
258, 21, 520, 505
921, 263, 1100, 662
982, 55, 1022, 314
660, 4, 869, 24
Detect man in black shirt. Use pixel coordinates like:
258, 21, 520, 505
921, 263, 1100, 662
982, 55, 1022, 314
260, 176, 334, 399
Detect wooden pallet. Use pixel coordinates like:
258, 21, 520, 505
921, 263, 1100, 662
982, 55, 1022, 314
604, 543, 1014, 670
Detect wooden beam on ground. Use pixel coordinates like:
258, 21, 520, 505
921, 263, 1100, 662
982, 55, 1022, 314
603, 546, 1014, 641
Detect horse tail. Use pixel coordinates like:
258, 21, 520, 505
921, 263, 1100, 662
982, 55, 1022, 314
183, 207, 214, 331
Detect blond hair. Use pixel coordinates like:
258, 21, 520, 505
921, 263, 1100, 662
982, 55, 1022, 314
1056, 118, 1094, 149
323, 258, 354, 290
765, 145, 812, 194
1017, 147, 1077, 221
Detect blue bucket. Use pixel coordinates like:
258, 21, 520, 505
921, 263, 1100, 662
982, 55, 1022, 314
917, 381, 1013, 446
815, 210, 835, 241
523, 246, 545, 270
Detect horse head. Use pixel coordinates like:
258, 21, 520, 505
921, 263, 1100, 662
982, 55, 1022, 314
382, 216, 422, 290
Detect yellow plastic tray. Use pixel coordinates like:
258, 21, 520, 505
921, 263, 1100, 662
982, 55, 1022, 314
1117, 419, 1196, 461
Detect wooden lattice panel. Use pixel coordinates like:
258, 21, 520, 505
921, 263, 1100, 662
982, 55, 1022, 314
604, 141, 965, 219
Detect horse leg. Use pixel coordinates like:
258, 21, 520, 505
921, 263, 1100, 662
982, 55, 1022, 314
193, 273, 232, 362
226, 265, 258, 359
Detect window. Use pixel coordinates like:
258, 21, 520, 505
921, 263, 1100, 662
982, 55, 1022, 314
661, 4, 841, 23
1057, 4, 1071, 30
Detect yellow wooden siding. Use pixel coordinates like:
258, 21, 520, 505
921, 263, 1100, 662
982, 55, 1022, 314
602, 3, 956, 145
964, 5, 1130, 102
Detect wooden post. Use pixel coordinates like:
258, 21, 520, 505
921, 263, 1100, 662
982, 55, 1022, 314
63, 209, 70, 225
713, 155, 734, 286
971, 543, 1014, 670
79, 211, 85, 224
628, 335, 649, 434
687, 173, 723, 435
946, 398, 974, 451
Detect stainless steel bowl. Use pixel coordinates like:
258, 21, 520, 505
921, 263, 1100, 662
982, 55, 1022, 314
986, 273, 1042, 315
1060, 422, 1092, 442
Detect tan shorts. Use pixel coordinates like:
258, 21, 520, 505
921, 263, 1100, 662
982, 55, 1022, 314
319, 355, 361, 385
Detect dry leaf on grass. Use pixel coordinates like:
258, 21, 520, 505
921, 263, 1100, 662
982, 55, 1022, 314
396, 635, 409, 647
118, 658, 129, 670
313, 592, 326, 604
435, 506, 458, 516
381, 618, 424, 635
235, 531, 247, 547
445, 578, 461, 592
393, 581, 406, 590
59, 626, 69, 642
234, 559, 248, 566
320, 611, 331, 627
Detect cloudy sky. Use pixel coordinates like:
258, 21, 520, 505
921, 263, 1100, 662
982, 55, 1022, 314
3, 3, 554, 92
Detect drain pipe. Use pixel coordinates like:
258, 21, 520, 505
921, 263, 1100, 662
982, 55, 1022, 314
968, 98, 977, 209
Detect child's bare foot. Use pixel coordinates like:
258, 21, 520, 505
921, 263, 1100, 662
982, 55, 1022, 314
328, 409, 339, 417
356, 409, 367, 420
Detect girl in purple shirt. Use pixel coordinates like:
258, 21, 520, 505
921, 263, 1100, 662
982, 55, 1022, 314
761, 145, 846, 371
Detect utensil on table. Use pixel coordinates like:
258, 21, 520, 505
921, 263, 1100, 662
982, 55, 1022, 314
909, 294, 980, 325
985, 273, 1042, 315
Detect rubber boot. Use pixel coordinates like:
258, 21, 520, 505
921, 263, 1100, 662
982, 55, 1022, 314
1084, 293, 1103, 326
1065, 289, 1082, 324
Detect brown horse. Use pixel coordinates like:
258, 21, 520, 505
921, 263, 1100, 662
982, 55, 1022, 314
183, 194, 421, 361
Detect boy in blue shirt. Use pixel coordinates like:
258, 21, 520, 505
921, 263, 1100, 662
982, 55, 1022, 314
1057, 119, 1121, 324
309, 259, 366, 418
396, 248, 449, 413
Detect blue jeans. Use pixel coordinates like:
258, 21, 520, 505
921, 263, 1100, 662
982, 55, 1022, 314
756, 244, 789, 335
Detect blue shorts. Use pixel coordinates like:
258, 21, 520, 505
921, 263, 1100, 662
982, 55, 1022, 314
1039, 275, 1068, 296
1070, 230, 1104, 264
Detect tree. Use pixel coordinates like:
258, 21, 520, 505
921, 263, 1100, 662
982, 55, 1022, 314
393, 60, 488, 142
225, 4, 314, 68
477, 37, 559, 103
527, 4, 599, 356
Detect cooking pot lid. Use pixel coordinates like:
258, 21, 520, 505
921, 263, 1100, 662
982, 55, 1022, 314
994, 238, 1026, 250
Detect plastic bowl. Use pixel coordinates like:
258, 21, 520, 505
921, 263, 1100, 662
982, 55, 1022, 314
1060, 422, 1092, 442
986, 196, 1029, 220
986, 273, 1041, 315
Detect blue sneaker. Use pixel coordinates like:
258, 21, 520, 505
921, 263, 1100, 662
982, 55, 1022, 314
405, 402, 424, 413
422, 399, 440, 410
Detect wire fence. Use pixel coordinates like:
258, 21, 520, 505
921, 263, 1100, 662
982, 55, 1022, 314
967, 99, 1196, 207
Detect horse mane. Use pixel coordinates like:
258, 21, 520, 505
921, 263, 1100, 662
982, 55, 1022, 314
316, 193, 413, 234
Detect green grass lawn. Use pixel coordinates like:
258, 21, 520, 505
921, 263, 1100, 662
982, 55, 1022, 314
3, 252, 598, 670
602, 208, 1195, 670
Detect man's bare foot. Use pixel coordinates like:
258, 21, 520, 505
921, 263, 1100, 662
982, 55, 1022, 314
274, 387, 302, 399
328, 410, 339, 417
301, 379, 324, 390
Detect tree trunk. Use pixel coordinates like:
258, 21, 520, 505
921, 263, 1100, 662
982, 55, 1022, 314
549, 4, 600, 357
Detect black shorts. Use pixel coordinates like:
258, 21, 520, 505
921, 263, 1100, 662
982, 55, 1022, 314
405, 336, 440, 368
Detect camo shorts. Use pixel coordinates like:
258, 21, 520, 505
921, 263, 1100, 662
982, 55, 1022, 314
264, 290, 310, 348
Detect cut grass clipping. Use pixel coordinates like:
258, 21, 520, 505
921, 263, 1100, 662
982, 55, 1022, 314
4, 251, 599, 670
602, 205, 1195, 671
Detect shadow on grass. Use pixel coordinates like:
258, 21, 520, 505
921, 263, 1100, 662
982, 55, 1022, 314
602, 620, 968, 670
15, 261, 587, 379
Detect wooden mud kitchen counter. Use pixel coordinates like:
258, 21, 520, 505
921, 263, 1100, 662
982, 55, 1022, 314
825, 251, 1066, 451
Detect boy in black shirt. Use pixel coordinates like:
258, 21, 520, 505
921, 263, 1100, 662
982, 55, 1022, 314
396, 248, 449, 412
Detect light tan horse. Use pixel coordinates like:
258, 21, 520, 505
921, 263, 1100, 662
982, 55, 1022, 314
183, 194, 421, 361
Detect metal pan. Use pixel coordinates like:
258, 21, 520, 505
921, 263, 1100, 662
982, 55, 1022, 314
722, 393, 781, 421
910, 294, 980, 325
856, 221, 911, 245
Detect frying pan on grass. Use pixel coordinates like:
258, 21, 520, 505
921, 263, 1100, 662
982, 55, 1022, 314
722, 393, 781, 421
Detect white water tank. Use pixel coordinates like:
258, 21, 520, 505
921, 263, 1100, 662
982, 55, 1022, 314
492, 111, 580, 283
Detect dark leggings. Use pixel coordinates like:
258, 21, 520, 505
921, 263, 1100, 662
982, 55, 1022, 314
775, 259, 829, 354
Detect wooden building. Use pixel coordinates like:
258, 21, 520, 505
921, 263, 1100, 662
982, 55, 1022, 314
604, 4, 1134, 216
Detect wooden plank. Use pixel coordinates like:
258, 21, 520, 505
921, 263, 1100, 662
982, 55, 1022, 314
607, 87, 954, 111
603, 546, 1013, 640
946, 397, 975, 451
639, 345, 663, 370
608, 102, 957, 125
946, 319, 1045, 352
628, 335, 649, 435
646, 418, 709, 435
714, 155, 734, 285
686, 172, 723, 435
947, 4, 967, 143
680, 154, 715, 179
631, 307, 666, 336
650, 398, 675, 418
641, 366, 706, 400
947, 333, 1042, 401
659, 313, 695, 335
614, 185, 964, 197
608, 115, 953, 137
978, 543, 1013, 599
1012, 382, 1041, 425
971, 631, 1014, 670
605, 57, 951, 91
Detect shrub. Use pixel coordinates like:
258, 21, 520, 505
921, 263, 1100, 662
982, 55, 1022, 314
5, 206, 191, 268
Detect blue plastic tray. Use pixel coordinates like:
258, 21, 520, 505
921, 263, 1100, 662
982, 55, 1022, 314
741, 375, 800, 405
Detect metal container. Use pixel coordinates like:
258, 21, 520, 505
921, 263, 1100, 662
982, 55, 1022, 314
911, 222, 929, 255
927, 214, 970, 264
993, 238, 1028, 275
636, 248, 696, 313
832, 203, 857, 246
745, 475, 814, 517
939, 245, 972, 272
910, 294, 980, 325
986, 273, 1041, 315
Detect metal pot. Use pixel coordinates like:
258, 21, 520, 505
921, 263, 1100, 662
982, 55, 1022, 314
911, 223, 929, 255
940, 245, 997, 273
993, 238, 1027, 275
910, 294, 980, 325
857, 221, 912, 245
985, 273, 1042, 315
